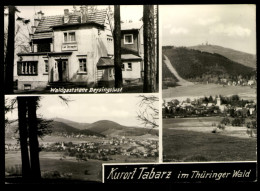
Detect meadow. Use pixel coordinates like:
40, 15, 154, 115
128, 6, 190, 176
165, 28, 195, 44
5, 150, 157, 182
163, 117, 257, 162
5, 132, 158, 183
163, 83, 256, 102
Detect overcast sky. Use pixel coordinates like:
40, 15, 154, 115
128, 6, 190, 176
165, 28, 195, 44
160, 5, 256, 54
5, 94, 158, 128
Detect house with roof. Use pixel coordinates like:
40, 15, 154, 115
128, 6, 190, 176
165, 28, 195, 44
14, 6, 147, 91
14, 6, 114, 90
120, 21, 144, 84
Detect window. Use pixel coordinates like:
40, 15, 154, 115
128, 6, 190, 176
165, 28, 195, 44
17, 61, 38, 75
79, 59, 87, 72
38, 43, 50, 52
110, 68, 114, 77
64, 32, 76, 43
124, 34, 133, 44
121, 63, 125, 71
127, 63, 132, 71
44, 60, 49, 73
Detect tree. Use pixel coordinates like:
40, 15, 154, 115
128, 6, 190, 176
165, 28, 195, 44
113, 5, 123, 88
17, 97, 31, 179
27, 97, 41, 179
143, 5, 157, 93
5, 96, 70, 182
155, 5, 159, 89
4, 6, 16, 94
137, 95, 159, 130
4, 6, 31, 94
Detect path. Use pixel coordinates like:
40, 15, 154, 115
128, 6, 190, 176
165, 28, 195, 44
163, 55, 193, 86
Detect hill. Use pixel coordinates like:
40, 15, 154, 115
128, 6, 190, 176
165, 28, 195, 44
53, 117, 90, 130
49, 121, 104, 137
5, 119, 158, 139
188, 44, 256, 69
85, 120, 158, 137
5, 120, 105, 138
162, 46, 255, 81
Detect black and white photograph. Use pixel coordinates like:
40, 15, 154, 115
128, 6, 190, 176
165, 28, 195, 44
161, 5, 257, 162
4, 94, 159, 183
2, 3, 258, 186
4, 5, 159, 94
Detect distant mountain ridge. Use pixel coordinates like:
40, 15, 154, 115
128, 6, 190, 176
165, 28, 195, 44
188, 44, 256, 69
5, 118, 158, 139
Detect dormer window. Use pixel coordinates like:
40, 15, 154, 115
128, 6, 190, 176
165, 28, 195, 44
124, 34, 134, 44
64, 32, 76, 43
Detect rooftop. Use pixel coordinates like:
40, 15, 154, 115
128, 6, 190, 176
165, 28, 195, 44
33, 9, 108, 40
121, 21, 143, 30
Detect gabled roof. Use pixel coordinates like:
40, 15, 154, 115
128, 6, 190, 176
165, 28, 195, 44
87, 9, 107, 26
121, 21, 143, 30
33, 9, 108, 40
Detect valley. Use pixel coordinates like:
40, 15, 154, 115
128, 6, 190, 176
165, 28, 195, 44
5, 118, 159, 182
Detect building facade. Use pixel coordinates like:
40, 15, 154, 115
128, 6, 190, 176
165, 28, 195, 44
121, 21, 144, 84
14, 7, 114, 90
14, 7, 145, 91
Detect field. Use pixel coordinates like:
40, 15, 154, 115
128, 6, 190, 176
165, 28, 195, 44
163, 83, 256, 102
5, 133, 158, 183
163, 117, 257, 162
5, 150, 157, 183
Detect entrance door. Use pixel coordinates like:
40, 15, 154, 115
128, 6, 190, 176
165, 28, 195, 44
57, 60, 68, 82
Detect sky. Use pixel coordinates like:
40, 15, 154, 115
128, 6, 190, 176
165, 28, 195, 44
160, 5, 256, 54
5, 94, 159, 128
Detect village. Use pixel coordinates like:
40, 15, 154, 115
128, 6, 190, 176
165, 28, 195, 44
5, 135, 159, 161
162, 94, 256, 126
190, 73, 256, 87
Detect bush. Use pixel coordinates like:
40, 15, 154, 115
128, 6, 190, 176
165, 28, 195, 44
5, 164, 22, 176
231, 118, 245, 126
163, 81, 178, 88
42, 171, 61, 179
221, 117, 230, 125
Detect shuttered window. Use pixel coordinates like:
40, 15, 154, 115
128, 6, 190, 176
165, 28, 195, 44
17, 61, 38, 75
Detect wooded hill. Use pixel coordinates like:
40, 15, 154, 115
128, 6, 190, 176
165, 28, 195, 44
5, 118, 158, 139
162, 46, 256, 81
189, 44, 256, 69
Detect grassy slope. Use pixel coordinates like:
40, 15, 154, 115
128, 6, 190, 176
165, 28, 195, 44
163, 118, 257, 162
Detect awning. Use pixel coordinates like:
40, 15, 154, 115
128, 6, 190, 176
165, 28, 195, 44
32, 32, 52, 40
97, 57, 114, 68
